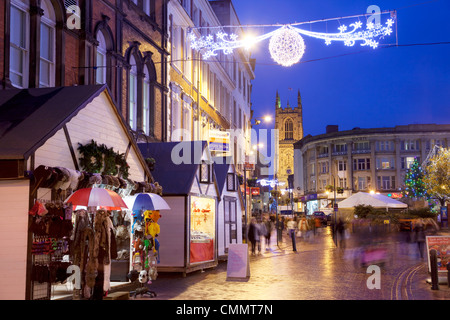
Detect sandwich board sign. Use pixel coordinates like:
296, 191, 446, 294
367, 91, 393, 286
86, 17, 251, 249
426, 236, 450, 272
226, 243, 250, 281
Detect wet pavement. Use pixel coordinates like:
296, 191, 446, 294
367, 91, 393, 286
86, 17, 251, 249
117, 227, 450, 301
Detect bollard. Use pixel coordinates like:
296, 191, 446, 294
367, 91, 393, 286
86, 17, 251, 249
430, 249, 439, 290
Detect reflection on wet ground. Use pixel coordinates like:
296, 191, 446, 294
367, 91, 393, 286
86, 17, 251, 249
131, 226, 449, 300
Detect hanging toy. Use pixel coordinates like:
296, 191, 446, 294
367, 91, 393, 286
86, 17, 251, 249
138, 270, 148, 284
132, 252, 142, 271
148, 254, 158, 280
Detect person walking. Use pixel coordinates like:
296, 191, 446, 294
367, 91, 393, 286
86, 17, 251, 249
336, 218, 346, 249
248, 218, 261, 255
414, 219, 426, 258
286, 218, 297, 252
263, 216, 274, 250
276, 216, 284, 245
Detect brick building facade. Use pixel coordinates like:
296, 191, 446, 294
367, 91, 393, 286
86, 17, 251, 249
1, 0, 169, 141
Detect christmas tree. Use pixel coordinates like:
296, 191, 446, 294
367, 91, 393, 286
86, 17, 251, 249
403, 158, 427, 199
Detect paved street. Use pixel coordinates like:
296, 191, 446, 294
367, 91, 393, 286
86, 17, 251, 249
122, 227, 450, 301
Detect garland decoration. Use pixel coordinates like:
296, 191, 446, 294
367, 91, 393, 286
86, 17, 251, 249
78, 140, 130, 179
188, 9, 396, 67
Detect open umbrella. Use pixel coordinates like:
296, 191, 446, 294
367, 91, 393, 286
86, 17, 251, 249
64, 188, 128, 209
124, 193, 170, 211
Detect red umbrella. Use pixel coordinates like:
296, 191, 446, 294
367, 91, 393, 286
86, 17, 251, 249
64, 188, 128, 209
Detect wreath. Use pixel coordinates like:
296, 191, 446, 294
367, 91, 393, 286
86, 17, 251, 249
78, 140, 103, 173
78, 140, 130, 179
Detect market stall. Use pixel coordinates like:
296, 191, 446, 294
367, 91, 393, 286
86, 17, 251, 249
0, 85, 157, 300
213, 156, 245, 260
137, 141, 220, 275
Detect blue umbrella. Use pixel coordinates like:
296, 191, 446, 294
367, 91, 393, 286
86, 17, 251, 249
124, 193, 171, 212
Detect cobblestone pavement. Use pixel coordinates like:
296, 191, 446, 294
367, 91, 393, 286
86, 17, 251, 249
123, 227, 450, 301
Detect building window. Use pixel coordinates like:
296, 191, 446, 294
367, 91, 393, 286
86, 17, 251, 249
10, 2, 29, 88
143, 66, 151, 135
354, 141, 370, 151
377, 176, 395, 190
200, 162, 213, 184
183, 100, 192, 140
353, 158, 370, 171
338, 160, 347, 171
401, 156, 419, 169
376, 157, 395, 170
95, 32, 107, 85
355, 176, 371, 190
227, 173, 236, 191
39, 0, 56, 88
339, 178, 347, 189
319, 161, 329, 174
333, 144, 347, 153
129, 56, 138, 130
400, 140, 420, 151
143, 0, 155, 18
285, 119, 293, 140
376, 140, 394, 151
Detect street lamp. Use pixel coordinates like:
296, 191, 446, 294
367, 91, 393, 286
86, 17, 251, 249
253, 115, 272, 125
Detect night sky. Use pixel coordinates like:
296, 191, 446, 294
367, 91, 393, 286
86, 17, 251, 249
232, 0, 450, 137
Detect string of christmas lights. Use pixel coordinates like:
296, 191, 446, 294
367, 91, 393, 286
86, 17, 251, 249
188, 10, 396, 67
403, 158, 428, 199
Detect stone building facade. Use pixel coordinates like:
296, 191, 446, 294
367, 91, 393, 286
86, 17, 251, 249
1, 0, 169, 141
293, 124, 450, 213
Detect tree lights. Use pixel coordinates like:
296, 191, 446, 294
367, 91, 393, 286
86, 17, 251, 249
188, 11, 396, 67
403, 158, 427, 199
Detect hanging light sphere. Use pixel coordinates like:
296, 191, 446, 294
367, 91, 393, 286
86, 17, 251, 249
269, 26, 306, 67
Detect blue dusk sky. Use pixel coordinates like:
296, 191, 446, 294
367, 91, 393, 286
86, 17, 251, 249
232, 0, 450, 137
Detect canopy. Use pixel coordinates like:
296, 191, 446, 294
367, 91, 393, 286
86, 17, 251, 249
337, 192, 408, 209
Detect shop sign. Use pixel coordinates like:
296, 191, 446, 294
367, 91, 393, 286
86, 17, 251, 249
240, 185, 250, 195
251, 187, 260, 196
209, 130, 230, 152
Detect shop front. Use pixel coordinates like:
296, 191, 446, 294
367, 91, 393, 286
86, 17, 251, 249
0, 85, 157, 300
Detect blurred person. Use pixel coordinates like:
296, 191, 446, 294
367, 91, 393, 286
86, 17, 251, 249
336, 218, 346, 249
414, 219, 426, 258
248, 218, 261, 255
263, 216, 274, 250
287, 218, 297, 252
276, 216, 284, 244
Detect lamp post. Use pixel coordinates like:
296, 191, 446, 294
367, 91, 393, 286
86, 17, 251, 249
253, 115, 272, 126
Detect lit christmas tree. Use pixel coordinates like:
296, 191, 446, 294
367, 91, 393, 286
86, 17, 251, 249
403, 158, 427, 199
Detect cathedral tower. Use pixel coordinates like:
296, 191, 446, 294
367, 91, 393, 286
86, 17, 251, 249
275, 90, 304, 187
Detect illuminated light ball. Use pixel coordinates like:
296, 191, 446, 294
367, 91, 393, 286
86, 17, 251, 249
269, 26, 305, 67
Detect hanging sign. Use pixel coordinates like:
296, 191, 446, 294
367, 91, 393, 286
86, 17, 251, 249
251, 187, 260, 196
226, 243, 250, 281
209, 130, 230, 153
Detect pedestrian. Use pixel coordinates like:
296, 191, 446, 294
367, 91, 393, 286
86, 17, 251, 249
287, 218, 297, 252
336, 218, 346, 249
276, 216, 284, 244
263, 216, 274, 250
414, 219, 426, 258
248, 218, 261, 255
